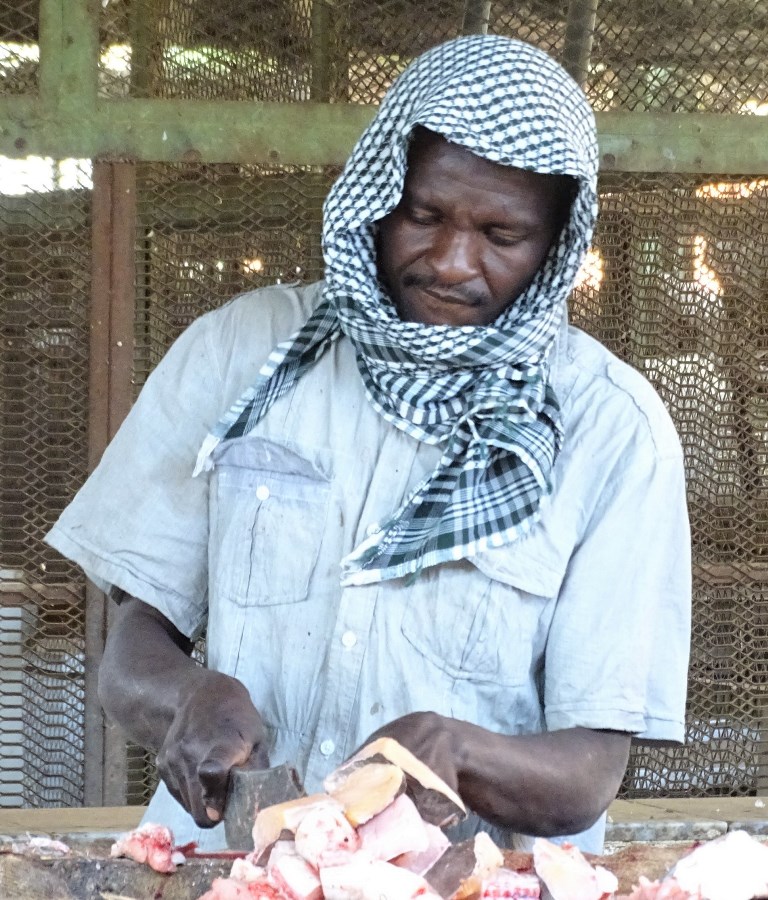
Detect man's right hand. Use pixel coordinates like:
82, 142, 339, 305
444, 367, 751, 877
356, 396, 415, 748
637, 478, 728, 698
98, 595, 267, 827
156, 669, 267, 827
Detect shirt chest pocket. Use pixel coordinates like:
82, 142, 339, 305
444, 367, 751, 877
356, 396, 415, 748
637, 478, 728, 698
400, 535, 568, 687
210, 440, 332, 607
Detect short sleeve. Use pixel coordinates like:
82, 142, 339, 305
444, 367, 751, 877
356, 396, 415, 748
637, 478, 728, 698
544, 426, 692, 742
46, 282, 324, 638
46, 282, 322, 637
45, 312, 226, 639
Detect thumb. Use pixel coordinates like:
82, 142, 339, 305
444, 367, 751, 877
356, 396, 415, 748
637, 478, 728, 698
197, 741, 252, 821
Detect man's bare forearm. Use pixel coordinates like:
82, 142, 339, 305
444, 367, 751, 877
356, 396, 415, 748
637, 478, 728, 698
455, 723, 631, 835
98, 595, 265, 826
97, 595, 201, 752
365, 712, 631, 837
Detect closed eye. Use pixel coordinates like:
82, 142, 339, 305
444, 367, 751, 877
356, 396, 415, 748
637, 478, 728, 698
486, 228, 525, 247
406, 204, 441, 226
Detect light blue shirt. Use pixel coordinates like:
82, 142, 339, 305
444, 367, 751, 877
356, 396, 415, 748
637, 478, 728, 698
46, 282, 691, 854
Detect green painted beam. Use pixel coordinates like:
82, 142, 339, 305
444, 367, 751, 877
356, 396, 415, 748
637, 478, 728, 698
0, 97, 374, 166
2, 95, 768, 173
594, 111, 768, 174
38, 0, 99, 110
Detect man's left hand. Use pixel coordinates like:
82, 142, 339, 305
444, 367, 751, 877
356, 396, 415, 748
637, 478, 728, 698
359, 714, 631, 838
361, 710, 464, 792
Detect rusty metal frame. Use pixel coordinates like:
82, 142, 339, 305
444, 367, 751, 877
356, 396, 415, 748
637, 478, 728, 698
83, 161, 137, 806
2, 0, 768, 173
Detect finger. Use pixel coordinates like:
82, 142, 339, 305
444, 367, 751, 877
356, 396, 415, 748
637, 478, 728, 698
156, 750, 193, 817
198, 735, 269, 824
251, 741, 270, 769
197, 744, 248, 820
188, 780, 218, 828
161, 748, 224, 827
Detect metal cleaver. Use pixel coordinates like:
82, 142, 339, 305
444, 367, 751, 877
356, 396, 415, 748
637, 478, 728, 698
223, 759, 306, 850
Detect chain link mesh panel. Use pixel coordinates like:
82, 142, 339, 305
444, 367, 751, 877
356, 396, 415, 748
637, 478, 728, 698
0, 165, 91, 808
132, 162, 336, 387
3, 0, 768, 809
99, 0, 768, 111
573, 172, 768, 795
0, 0, 38, 96
121, 165, 768, 802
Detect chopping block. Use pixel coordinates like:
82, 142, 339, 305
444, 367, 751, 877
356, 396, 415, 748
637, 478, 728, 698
0, 849, 231, 900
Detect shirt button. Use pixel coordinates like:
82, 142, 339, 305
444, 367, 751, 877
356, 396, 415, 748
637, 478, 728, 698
320, 740, 335, 757
341, 630, 357, 649
255, 484, 270, 501
365, 522, 379, 537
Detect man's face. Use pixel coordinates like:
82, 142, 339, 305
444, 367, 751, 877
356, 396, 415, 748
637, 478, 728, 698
376, 129, 573, 327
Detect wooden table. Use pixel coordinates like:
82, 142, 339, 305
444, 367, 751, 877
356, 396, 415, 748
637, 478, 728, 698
0, 800, 766, 899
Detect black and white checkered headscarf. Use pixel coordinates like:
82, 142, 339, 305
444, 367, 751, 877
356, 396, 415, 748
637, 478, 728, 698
195, 34, 598, 585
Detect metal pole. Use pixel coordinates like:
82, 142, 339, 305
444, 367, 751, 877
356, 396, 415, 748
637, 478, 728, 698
311, 0, 331, 102
82, 163, 113, 806
562, 0, 599, 88
101, 162, 138, 806
462, 0, 491, 35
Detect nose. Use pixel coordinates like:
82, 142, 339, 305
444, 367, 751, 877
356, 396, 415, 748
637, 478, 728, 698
427, 227, 478, 283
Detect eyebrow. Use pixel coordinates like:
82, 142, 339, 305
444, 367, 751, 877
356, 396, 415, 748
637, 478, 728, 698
404, 186, 548, 232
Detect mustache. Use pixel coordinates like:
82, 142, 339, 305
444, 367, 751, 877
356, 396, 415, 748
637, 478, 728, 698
401, 273, 490, 306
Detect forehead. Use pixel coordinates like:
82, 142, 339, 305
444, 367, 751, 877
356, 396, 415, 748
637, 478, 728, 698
402, 128, 569, 217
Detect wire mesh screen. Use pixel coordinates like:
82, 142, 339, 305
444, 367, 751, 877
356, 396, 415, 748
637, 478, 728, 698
120, 165, 768, 802
99, 0, 768, 111
0, 167, 91, 807
0, 0, 38, 96
572, 173, 768, 795
132, 162, 335, 387
2, 0, 767, 811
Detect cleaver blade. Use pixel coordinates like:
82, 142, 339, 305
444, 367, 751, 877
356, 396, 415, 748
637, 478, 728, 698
223, 760, 306, 851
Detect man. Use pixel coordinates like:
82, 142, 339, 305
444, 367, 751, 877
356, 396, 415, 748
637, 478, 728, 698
46, 35, 691, 854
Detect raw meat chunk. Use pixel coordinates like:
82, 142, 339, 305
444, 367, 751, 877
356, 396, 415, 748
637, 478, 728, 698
10, 836, 70, 857
338, 738, 466, 828
358, 794, 430, 861
293, 802, 361, 868
266, 841, 300, 868
533, 838, 617, 900
320, 857, 441, 899
326, 761, 406, 826
269, 851, 323, 900
393, 822, 451, 875
252, 795, 343, 861
110, 822, 185, 874
425, 831, 504, 898
230, 858, 269, 883
481, 868, 541, 898
666, 829, 768, 900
